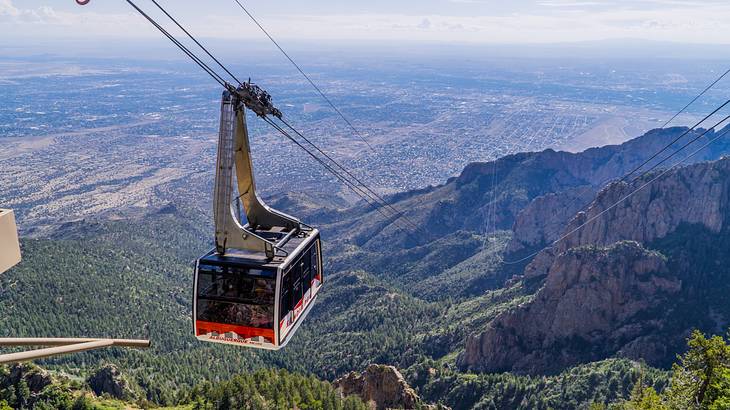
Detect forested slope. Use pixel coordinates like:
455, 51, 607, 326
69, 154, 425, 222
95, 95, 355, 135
4, 126, 730, 408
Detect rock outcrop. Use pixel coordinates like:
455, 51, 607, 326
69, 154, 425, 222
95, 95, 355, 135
526, 157, 730, 280
564, 160, 728, 249
507, 185, 597, 254
459, 157, 730, 374
334, 364, 442, 410
6, 363, 52, 393
459, 242, 680, 373
87, 364, 135, 400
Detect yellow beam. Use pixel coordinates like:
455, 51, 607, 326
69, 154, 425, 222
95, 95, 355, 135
0, 338, 150, 348
0, 338, 151, 364
0, 209, 21, 274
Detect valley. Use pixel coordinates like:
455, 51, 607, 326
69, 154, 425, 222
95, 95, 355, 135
1, 56, 719, 235
4, 122, 730, 408
3, 55, 730, 409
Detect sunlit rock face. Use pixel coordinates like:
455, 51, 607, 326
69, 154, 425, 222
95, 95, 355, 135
460, 157, 730, 374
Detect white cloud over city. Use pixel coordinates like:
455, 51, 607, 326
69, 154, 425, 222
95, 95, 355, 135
1, 0, 730, 44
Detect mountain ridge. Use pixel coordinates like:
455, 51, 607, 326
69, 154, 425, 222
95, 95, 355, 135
459, 156, 730, 374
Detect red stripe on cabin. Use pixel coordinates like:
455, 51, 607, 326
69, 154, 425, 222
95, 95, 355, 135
196, 320, 274, 344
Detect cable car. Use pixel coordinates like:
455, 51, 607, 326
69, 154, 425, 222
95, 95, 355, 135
193, 84, 323, 350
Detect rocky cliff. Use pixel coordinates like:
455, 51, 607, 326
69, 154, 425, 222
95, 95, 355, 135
316, 126, 730, 301
87, 364, 137, 400
334, 364, 443, 410
459, 157, 730, 374
5, 363, 52, 394
459, 241, 679, 373
507, 185, 597, 255
332, 126, 730, 250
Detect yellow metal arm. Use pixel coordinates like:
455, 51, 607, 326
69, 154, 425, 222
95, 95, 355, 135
0, 209, 21, 274
213, 90, 299, 258
0, 338, 151, 364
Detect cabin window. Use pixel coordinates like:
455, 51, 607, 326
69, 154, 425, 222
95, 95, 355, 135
302, 248, 312, 295
310, 244, 320, 281
196, 264, 275, 329
280, 270, 293, 319
278, 240, 322, 328
292, 275, 303, 306
196, 299, 274, 329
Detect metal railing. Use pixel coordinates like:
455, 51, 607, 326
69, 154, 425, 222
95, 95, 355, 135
0, 338, 151, 364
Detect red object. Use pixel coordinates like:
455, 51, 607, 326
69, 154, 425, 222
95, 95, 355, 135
76, 0, 90, 5
196, 320, 275, 344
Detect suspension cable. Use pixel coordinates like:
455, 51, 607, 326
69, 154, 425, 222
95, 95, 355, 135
631, 114, 730, 182
124, 0, 227, 87
125, 0, 419, 233
503, 118, 730, 265
230, 0, 376, 153
147, 0, 242, 85
621, 99, 730, 181
276, 117, 421, 231
660, 68, 730, 129
262, 117, 416, 233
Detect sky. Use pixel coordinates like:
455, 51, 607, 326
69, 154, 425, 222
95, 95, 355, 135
2, 0, 730, 47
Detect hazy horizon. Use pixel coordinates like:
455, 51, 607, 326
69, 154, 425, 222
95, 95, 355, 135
3, 37, 730, 63
3, 0, 730, 46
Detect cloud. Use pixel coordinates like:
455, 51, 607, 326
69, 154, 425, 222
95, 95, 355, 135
2, 0, 730, 45
537, 1, 604, 7
417, 18, 431, 30
0, 0, 156, 39
0, 0, 63, 24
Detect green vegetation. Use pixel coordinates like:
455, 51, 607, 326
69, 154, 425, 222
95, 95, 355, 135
607, 329, 730, 409
410, 359, 668, 410
3, 204, 730, 408
650, 224, 730, 338
0, 208, 525, 388
0, 209, 640, 409
185, 369, 367, 410
0, 210, 272, 402
410, 330, 730, 409
0, 363, 110, 410
0, 363, 367, 410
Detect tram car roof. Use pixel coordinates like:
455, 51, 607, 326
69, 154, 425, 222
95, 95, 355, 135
199, 227, 319, 269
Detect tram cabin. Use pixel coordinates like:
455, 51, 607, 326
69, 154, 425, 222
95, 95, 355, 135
193, 230, 322, 350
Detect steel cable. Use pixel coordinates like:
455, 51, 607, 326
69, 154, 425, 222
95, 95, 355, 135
262, 117, 416, 233
125, 0, 227, 87
230, 0, 376, 153
148, 0, 242, 85
277, 118, 421, 232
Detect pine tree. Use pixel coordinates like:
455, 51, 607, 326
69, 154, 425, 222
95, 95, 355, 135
15, 380, 30, 410
664, 330, 730, 409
